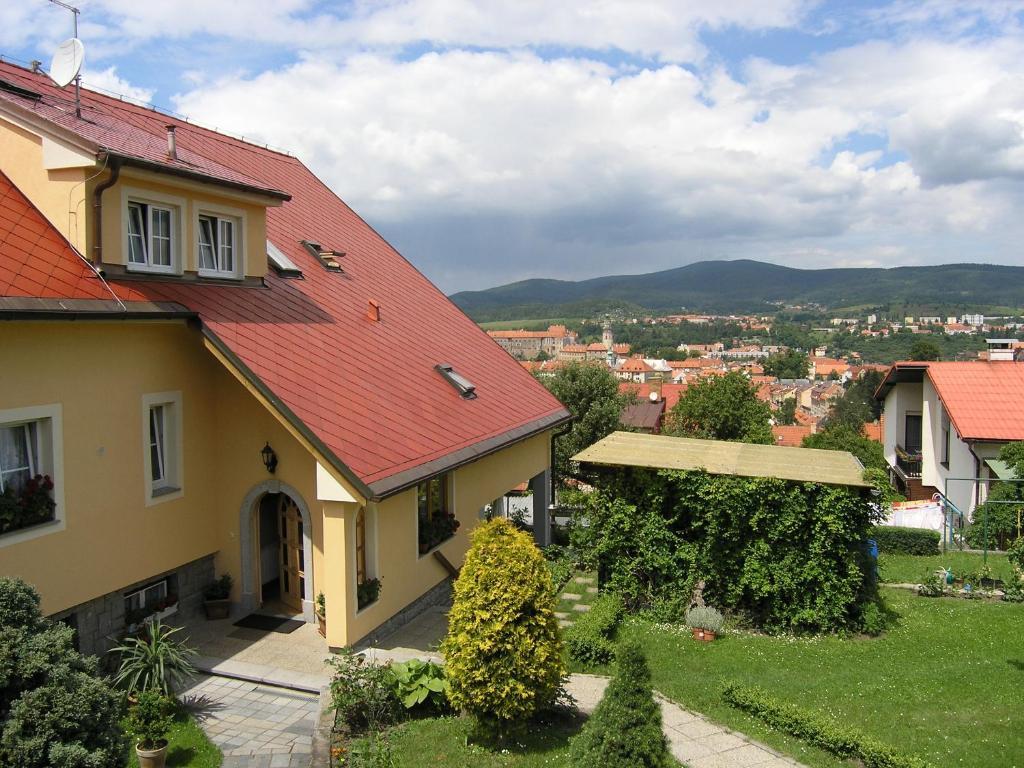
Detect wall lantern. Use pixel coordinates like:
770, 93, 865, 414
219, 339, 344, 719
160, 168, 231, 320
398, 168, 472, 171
261, 442, 278, 474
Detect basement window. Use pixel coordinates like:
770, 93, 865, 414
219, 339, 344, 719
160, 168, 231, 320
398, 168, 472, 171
435, 364, 476, 399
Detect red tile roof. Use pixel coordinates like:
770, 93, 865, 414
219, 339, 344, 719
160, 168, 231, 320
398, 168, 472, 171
617, 357, 655, 373
619, 400, 665, 432
0, 62, 569, 497
619, 382, 688, 410
771, 425, 813, 447
910, 361, 1024, 441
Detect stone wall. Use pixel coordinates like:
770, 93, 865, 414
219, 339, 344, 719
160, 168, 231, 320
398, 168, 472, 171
51, 554, 214, 657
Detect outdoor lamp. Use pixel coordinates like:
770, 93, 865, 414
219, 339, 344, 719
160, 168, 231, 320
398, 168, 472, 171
261, 442, 278, 474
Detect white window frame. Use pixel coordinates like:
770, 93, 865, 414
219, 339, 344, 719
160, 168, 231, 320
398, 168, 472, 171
0, 404, 64, 548
415, 472, 457, 559
142, 392, 183, 506
121, 187, 186, 275
195, 203, 246, 279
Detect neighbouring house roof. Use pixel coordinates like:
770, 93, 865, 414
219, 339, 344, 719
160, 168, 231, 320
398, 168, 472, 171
0, 62, 570, 499
876, 361, 1024, 442
573, 431, 871, 488
617, 357, 655, 373
619, 382, 688, 410
771, 424, 812, 447
619, 400, 665, 432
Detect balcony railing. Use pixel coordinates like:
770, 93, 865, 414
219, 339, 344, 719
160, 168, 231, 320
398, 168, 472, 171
894, 445, 922, 480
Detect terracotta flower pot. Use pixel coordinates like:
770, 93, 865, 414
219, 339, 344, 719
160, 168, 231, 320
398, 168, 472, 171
692, 627, 716, 642
136, 740, 168, 768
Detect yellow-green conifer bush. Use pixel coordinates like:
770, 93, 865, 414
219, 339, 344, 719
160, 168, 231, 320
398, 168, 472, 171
440, 518, 564, 732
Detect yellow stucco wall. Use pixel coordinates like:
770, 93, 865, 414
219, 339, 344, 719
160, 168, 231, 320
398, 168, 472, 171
0, 117, 90, 253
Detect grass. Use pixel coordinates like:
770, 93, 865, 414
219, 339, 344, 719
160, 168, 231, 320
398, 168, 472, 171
555, 571, 600, 620
878, 550, 1013, 584
611, 587, 1024, 768
126, 704, 221, 768
351, 712, 585, 767
477, 318, 582, 331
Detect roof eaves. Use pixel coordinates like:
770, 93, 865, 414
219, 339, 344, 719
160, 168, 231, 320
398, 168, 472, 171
367, 408, 571, 500
0, 296, 193, 319
108, 152, 291, 202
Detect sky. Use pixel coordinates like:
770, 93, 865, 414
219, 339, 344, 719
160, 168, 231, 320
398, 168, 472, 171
5, 1, 1024, 293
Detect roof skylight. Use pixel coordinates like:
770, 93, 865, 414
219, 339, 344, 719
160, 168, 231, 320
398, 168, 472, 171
435, 363, 477, 399
267, 239, 302, 277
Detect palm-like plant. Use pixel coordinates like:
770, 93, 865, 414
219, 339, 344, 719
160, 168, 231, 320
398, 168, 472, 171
112, 620, 198, 696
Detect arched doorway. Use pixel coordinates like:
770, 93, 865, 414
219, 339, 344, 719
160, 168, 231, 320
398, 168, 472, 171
239, 480, 314, 622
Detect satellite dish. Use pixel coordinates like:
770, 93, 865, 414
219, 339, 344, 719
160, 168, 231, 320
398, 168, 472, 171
49, 38, 84, 88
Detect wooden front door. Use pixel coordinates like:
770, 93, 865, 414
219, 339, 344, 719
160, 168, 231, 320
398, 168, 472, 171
278, 494, 305, 612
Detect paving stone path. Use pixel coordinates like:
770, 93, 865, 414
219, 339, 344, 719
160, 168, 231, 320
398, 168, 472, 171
557, 573, 596, 628
179, 674, 320, 767
567, 674, 806, 768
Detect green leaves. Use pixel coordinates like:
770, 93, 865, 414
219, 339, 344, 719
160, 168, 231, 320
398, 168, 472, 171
387, 659, 449, 710
663, 371, 773, 444
110, 621, 197, 696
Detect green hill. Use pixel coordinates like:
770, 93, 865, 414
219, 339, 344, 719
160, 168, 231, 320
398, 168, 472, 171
450, 260, 1024, 318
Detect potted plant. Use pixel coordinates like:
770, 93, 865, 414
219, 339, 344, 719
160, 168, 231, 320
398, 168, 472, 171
126, 689, 174, 768
316, 592, 326, 637
685, 606, 724, 642
357, 578, 381, 610
112, 621, 197, 696
203, 573, 232, 619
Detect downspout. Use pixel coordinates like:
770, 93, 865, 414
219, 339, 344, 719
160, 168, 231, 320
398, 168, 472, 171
91, 154, 122, 270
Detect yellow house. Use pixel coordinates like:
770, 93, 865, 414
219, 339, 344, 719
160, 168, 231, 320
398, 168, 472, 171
0, 62, 569, 654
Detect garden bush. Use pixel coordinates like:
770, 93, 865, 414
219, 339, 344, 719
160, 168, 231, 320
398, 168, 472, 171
575, 469, 883, 634
543, 544, 577, 593
569, 643, 670, 767
869, 526, 940, 555
565, 592, 624, 665
441, 518, 564, 733
723, 683, 933, 768
111, 620, 197, 695
685, 606, 724, 633
0, 577, 126, 768
388, 659, 449, 712
327, 648, 400, 734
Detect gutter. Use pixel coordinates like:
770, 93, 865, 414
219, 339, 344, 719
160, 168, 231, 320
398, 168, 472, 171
91, 154, 121, 269
105, 152, 291, 202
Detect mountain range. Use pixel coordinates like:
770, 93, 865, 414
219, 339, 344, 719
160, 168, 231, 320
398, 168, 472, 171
450, 260, 1024, 318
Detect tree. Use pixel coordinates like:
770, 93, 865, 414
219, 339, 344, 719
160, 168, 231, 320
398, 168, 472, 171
441, 519, 564, 735
664, 371, 773, 444
0, 578, 126, 768
763, 349, 809, 379
541, 362, 634, 486
965, 441, 1024, 549
822, 370, 885, 431
909, 338, 941, 361
570, 643, 670, 768
777, 398, 797, 426
802, 424, 886, 471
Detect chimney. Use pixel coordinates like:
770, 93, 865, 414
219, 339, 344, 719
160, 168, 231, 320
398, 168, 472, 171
367, 299, 381, 322
650, 374, 663, 400
166, 125, 177, 161
986, 339, 1015, 362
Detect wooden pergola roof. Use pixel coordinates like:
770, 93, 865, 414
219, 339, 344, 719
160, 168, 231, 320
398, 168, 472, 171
573, 431, 871, 488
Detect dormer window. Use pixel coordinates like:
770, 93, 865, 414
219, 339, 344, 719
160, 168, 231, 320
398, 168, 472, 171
127, 201, 174, 273
198, 213, 240, 278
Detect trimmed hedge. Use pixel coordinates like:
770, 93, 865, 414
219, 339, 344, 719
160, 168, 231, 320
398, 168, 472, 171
870, 526, 940, 555
565, 592, 624, 665
723, 683, 933, 768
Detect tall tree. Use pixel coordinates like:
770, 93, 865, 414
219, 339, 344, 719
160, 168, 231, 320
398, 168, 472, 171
909, 338, 941, 361
541, 362, 634, 486
664, 372, 773, 444
802, 424, 886, 471
823, 369, 885, 431
777, 397, 797, 425
763, 349, 810, 379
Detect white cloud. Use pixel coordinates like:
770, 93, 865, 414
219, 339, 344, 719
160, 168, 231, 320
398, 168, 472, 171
82, 66, 154, 104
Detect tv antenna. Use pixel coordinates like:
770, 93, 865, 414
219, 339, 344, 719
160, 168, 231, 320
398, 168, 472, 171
45, 0, 84, 117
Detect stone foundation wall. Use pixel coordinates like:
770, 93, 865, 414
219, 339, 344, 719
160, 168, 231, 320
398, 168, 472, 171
351, 577, 452, 649
51, 554, 215, 657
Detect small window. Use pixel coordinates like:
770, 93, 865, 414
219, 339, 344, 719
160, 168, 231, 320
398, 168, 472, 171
0, 419, 56, 537
198, 214, 240, 277
941, 408, 951, 467
143, 393, 182, 504
127, 201, 175, 273
267, 239, 302, 277
417, 473, 458, 554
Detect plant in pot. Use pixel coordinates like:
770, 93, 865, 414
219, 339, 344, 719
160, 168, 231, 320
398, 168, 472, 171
111, 620, 198, 696
203, 573, 232, 619
316, 592, 327, 638
685, 606, 724, 642
357, 578, 381, 610
126, 689, 174, 768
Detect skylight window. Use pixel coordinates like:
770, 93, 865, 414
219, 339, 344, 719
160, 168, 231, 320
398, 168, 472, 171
435, 364, 477, 399
267, 239, 302, 277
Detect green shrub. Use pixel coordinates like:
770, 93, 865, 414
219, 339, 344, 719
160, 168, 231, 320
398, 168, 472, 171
684, 606, 724, 633
723, 683, 933, 768
327, 648, 400, 734
565, 592, 624, 665
543, 545, 577, 593
388, 659, 449, 711
441, 518, 564, 732
203, 572, 232, 600
0, 577, 127, 768
1008, 537, 1024, 571
125, 689, 174, 750
111, 620, 197, 695
869, 526, 940, 555
569, 643, 670, 767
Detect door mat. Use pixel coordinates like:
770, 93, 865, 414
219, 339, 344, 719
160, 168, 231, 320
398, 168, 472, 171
232, 613, 304, 634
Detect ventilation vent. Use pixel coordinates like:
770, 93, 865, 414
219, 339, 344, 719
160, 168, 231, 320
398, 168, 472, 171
435, 364, 477, 399
367, 299, 381, 322
301, 240, 345, 272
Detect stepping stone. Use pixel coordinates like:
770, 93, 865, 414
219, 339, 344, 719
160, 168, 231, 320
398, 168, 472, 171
574, 576, 595, 584
558, 619, 573, 628
586, 586, 598, 594
561, 593, 582, 601
554, 612, 569, 619
572, 603, 591, 612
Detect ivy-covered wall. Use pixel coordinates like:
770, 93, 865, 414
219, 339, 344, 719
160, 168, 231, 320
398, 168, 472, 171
574, 468, 882, 633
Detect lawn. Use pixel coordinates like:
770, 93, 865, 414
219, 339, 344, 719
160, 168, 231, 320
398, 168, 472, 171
126, 704, 221, 768
878, 550, 1013, 584
613, 587, 1024, 768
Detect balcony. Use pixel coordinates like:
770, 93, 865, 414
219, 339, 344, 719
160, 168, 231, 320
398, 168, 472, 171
894, 444, 922, 480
